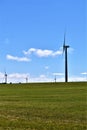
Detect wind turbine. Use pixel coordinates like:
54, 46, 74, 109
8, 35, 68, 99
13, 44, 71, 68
54, 75, 56, 83
26, 76, 28, 83
63, 32, 70, 82
4, 71, 7, 84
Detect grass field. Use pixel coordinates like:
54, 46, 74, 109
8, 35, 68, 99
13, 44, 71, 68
0, 82, 87, 130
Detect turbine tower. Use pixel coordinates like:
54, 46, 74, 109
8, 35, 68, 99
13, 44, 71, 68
5, 71, 7, 84
26, 77, 28, 83
63, 32, 70, 82
54, 75, 56, 83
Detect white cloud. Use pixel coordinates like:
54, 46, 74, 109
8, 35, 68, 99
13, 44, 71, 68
23, 48, 36, 55
0, 73, 30, 83
81, 72, 87, 75
0, 72, 4, 79
36, 49, 53, 57
53, 73, 64, 76
6, 54, 30, 62
45, 66, 49, 70
6, 47, 62, 63
0, 71, 86, 83
23, 48, 62, 57
69, 76, 87, 82
29, 75, 53, 83
9, 73, 29, 79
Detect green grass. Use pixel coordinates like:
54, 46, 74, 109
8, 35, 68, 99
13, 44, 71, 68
0, 82, 87, 130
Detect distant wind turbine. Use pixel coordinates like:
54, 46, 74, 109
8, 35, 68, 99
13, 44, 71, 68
4, 71, 7, 84
63, 32, 70, 82
26, 76, 28, 83
54, 75, 56, 83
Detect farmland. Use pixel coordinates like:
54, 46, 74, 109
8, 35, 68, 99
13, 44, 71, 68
0, 82, 87, 130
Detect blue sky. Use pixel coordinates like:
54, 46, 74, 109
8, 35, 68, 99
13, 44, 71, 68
0, 0, 86, 83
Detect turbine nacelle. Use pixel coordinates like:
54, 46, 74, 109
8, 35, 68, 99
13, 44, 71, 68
63, 39, 70, 52
63, 45, 70, 50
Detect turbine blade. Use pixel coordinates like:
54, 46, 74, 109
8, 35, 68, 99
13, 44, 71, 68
63, 32, 66, 52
